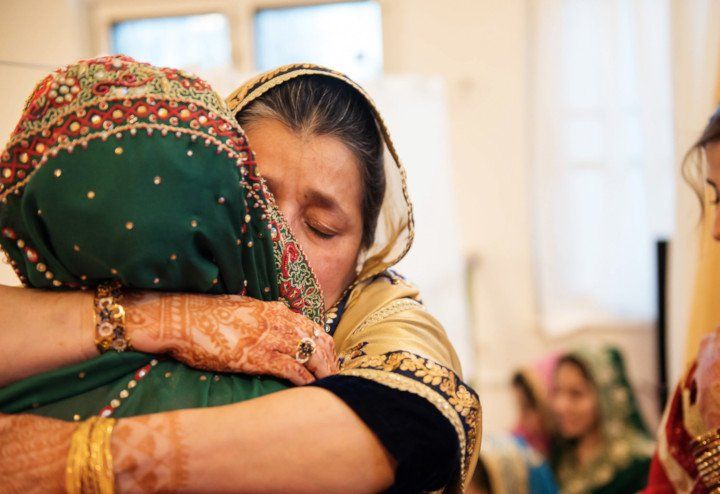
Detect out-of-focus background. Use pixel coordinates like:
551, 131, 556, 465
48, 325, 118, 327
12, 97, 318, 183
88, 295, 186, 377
1, 0, 719, 435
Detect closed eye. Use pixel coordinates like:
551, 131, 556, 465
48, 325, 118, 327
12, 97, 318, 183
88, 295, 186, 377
306, 222, 336, 240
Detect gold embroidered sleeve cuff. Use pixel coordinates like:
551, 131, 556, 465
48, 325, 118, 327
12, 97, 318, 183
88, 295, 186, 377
338, 350, 481, 491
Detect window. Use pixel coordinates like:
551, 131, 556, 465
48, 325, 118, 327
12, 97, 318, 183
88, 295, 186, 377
530, 0, 675, 334
111, 13, 232, 70
254, 1, 383, 80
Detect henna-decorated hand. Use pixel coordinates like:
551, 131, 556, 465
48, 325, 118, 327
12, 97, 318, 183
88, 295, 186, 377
0, 413, 74, 493
696, 328, 720, 430
125, 293, 338, 385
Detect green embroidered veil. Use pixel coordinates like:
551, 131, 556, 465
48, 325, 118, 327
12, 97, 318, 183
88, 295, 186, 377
0, 55, 323, 419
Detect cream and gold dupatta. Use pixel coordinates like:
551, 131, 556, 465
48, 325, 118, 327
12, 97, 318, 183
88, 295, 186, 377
227, 64, 481, 493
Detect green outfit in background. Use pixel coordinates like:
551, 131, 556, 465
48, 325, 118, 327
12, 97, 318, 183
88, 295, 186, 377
551, 346, 654, 494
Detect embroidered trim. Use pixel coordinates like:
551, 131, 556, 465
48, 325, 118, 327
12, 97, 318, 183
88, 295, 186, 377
339, 351, 481, 487
349, 298, 423, 338
2, 111, 251, 202
97, 359, 158, 418
266, 200, 324, 325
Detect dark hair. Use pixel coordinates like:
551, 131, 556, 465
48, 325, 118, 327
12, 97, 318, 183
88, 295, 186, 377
682, 110, 720, 212
556, 355, 595, 387
511, 372, 538, 408
236, 75, 386, 249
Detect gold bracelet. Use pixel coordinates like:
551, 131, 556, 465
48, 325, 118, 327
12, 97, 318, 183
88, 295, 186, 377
66, 417, 96, 494
692, 428, 720, 490
66, 416, 117, 494
94, 281, 131, 352
89, 416, 116, 493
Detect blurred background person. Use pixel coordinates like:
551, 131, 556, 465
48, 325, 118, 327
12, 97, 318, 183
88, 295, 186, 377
468, 434, 558, 494
464, 355, 560, 494
550, 346, 654, 494
511, 354, 559, 458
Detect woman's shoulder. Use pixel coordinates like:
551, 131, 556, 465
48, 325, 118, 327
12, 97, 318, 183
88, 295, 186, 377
334, 270, 462, 375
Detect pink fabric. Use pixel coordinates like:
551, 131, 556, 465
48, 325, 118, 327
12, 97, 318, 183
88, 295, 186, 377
532, 353, 560, 392
511, 353, 560, 456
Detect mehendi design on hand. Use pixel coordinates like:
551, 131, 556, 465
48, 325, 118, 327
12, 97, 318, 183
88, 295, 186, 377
125, 292, 338, 384
112, 413, 188, 493
0, 413, 75, 493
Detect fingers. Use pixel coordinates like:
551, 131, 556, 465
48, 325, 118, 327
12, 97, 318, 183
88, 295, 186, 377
265, 304, 338, 381
305, 332, 339, 378
272, 354, 316, 386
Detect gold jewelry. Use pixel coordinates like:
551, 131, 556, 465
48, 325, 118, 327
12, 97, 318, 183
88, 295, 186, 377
66, 416, 117, 494
94, 281, 131, 352
295, 336, 317, 364
692, 428, 720, 491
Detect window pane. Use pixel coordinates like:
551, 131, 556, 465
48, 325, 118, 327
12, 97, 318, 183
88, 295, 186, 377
255, 1, 383, 80
111, 14, 232, 70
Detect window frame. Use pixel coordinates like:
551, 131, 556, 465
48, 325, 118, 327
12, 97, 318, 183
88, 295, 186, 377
87, 0, 374, 72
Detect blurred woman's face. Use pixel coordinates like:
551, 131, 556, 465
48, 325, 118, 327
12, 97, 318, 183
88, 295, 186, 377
706, 142, 720, 241
551, 362, 600, 440
245, 118, 365, 308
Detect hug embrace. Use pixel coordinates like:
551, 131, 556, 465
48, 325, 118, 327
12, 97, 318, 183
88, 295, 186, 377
0, 56, 481, 493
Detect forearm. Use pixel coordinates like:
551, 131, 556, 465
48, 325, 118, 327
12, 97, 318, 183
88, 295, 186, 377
0, 285, 96, 386
113, 387, 396, 494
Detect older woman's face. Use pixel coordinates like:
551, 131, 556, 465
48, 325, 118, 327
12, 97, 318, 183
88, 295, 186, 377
245, 118, 364, 308
706, 142, 720, 241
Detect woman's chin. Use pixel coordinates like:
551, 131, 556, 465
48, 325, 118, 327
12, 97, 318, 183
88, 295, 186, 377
558, 426, 585, 440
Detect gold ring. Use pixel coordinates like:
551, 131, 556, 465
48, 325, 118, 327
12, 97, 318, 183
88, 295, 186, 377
295, 337, 317, 364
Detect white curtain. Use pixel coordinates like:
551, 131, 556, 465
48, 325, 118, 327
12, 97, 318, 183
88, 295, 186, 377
530, 0, 675, 334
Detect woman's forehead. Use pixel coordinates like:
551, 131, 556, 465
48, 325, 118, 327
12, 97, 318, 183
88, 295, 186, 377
246, 119, 363, 210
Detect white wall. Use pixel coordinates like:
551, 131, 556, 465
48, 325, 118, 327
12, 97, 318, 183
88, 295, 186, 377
0, 0, 91, 286
381, 0, 660, 433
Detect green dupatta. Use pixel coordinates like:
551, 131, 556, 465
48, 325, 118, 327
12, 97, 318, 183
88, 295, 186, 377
0, 55, 323, 420
552, 346, 654, 494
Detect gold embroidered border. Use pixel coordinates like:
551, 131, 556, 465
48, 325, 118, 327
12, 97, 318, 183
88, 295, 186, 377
0, 122, 246, 201
339, 350, 481, 488
8, 59, 226, 145
349, 298, 423, 337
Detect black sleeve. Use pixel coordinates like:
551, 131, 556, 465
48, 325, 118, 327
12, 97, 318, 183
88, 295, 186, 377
310, 374, 460, 493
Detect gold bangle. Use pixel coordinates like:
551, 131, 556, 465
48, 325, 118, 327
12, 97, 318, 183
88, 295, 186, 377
66, 416, 117, 494
94, 281, 131, 352
90, 416, 116, 493
692, 428, 720, 490
66, 417, 96, 494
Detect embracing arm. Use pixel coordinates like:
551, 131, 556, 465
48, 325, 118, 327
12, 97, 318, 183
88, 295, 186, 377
0, 285, 96, 387
112, 387, 395, 494
0, 387, 394, 494
0, 286, 335, 388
